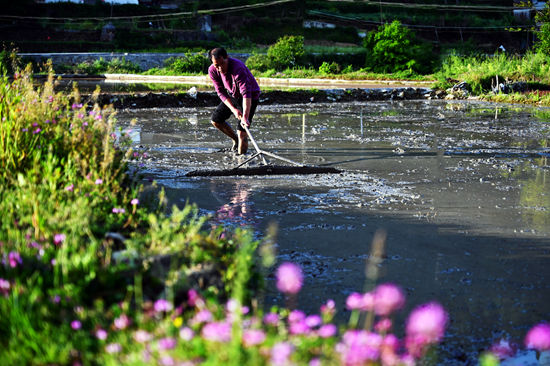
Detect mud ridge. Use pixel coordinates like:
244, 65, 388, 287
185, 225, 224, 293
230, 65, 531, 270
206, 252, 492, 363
93, 87, 434, 109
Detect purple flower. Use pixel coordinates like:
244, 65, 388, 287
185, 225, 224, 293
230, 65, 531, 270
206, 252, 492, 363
242, 329, 266, 347
72, 103, 83, 109
374, 318, 393, 333
289, 320, 310, 335
71, 320, 81, 330
276, 262, 303, 294
321, 299, 336, 316
33, 128, 42, 134
131, 198, 139, 205
112, 208, 126, 214
8, 251, 22, 268
65, 184, 74, 192
158, 337, 177, 351
201, 321, 231, 343
318, 324, 337, 338
270, 342, 294, 366
525, 323, 550, 351
95, 178, 103, 185
154, 299, 173, 313
53, 233, 66, 245
373, 283, 405, 316
96, 329, 108, 340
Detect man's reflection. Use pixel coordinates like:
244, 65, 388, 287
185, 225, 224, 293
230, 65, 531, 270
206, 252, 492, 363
210, 180, 255, 227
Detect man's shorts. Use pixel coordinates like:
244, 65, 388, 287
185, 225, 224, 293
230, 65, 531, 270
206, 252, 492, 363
211, 97, 259, 132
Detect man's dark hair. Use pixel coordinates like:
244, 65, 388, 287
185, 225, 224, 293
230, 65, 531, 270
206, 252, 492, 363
209, 47, 228, 59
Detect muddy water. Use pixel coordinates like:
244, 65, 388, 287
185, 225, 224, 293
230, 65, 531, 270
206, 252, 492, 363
118, 100, 550, 364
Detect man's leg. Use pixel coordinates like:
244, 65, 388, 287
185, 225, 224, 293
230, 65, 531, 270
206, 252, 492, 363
238, 130, 248, 154
211, 121, 238, 150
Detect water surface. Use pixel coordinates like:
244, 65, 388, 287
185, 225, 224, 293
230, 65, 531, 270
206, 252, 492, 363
117, 100, 550, 364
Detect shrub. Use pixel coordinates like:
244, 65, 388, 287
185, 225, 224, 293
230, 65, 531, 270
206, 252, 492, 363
165, 51, 209, 74
535, 4, 550, 55
267, 35, 305, 71
0, 46, 20, 75
363, 20, 433, 75
73, 57, 141, 74
245, 52, 272, 72
318, 61, 341, 75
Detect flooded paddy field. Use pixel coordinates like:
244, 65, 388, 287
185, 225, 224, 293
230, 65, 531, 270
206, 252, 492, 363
117, 99, 550, 364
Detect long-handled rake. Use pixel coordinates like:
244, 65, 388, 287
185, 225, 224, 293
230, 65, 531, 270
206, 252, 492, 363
186, 122, 341, 177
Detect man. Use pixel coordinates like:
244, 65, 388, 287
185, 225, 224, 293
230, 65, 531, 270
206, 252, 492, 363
208, 47, 261, 155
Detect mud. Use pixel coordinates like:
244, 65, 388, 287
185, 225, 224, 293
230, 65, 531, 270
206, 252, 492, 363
117, 99, 550, 364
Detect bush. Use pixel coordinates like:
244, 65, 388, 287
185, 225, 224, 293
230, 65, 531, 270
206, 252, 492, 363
318, 61, 341, 75
267, 35, 305, 71
245, 52, 272, 72
165, 51, 209, 74
536, 4, 550, 55
363, 20, 433, 75
0, 46, 20, 75
73, 57, 141, 74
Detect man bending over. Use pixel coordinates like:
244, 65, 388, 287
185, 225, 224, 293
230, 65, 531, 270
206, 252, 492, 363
208, 47, 261, 155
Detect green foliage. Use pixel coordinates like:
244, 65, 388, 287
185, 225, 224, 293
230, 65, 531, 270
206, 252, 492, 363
0, 46, 20, 75
74, 57, 141, 74
245, 52, 272, 72
363, 20, 433, 75
536, 22, 550, 56
434, 51, 550, 94
165, 51, 209, 74
318, 61, 341, 75
267, 35, 305, 71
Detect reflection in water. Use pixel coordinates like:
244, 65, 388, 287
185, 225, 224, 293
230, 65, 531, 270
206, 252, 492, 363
518, 159, 550, 232
210, 180, 255, 228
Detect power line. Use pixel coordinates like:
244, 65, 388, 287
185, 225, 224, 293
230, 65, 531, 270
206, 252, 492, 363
327, 0, 529, 13
0, 0, 294, 22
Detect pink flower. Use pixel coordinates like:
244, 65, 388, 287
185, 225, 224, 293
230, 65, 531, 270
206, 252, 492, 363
191, 309, 212, 325
305, 315, 322, 328
96, 328, 108, 340
318, 324, 337, 338
8, 251, 22, 268
375, 318, 393, 333
65, 184, 74, 192
346, 292, 366, 310
201, 321, 231, 342
134, 330, 152, 343
112, 208, 126, 214
179, 327, 194, 341
71, 320, 81, 330
525, 323, 550, 351
53, 233, 66, 245
154, 299, 173, 313
187, 289, 203, 307
114, 314, 131, 330
321, 299, 336, 316
276, 262, 303, 294
0, 278, 11, 297
373, 283, 405, 316
490, 338, 517, 360
159, 356, 175, 366
270, 342, 294, 366
290, 320, 310, 335
405, 302, 448, 358
337, 330, 383, 364
242, 329, 266, 347
131, 198, 139, 205
105, 343, 122, 354
288, 310, 306, 323
95, 178, 103, 185
263, 312, 279, 326
158, 337, 177, 351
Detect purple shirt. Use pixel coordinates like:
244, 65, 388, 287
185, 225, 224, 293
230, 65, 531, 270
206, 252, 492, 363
208, 57, 260, 102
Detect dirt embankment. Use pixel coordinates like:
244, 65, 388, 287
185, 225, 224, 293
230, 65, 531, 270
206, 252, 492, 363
93, 88, 435, 109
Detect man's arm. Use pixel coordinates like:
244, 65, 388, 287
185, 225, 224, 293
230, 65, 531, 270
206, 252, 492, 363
240, 98, 252, 127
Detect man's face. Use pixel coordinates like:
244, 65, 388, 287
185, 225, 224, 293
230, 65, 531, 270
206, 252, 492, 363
211, 56, 228, 73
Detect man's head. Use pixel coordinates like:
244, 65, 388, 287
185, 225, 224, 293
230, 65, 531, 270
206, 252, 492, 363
209, 47, 228, 73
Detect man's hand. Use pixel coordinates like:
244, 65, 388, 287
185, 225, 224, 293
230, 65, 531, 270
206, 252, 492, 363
240, 117, 250, 128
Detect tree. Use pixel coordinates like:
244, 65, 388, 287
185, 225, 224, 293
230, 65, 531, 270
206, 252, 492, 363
535, 3, 550, 55
363, 20, 433, 75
